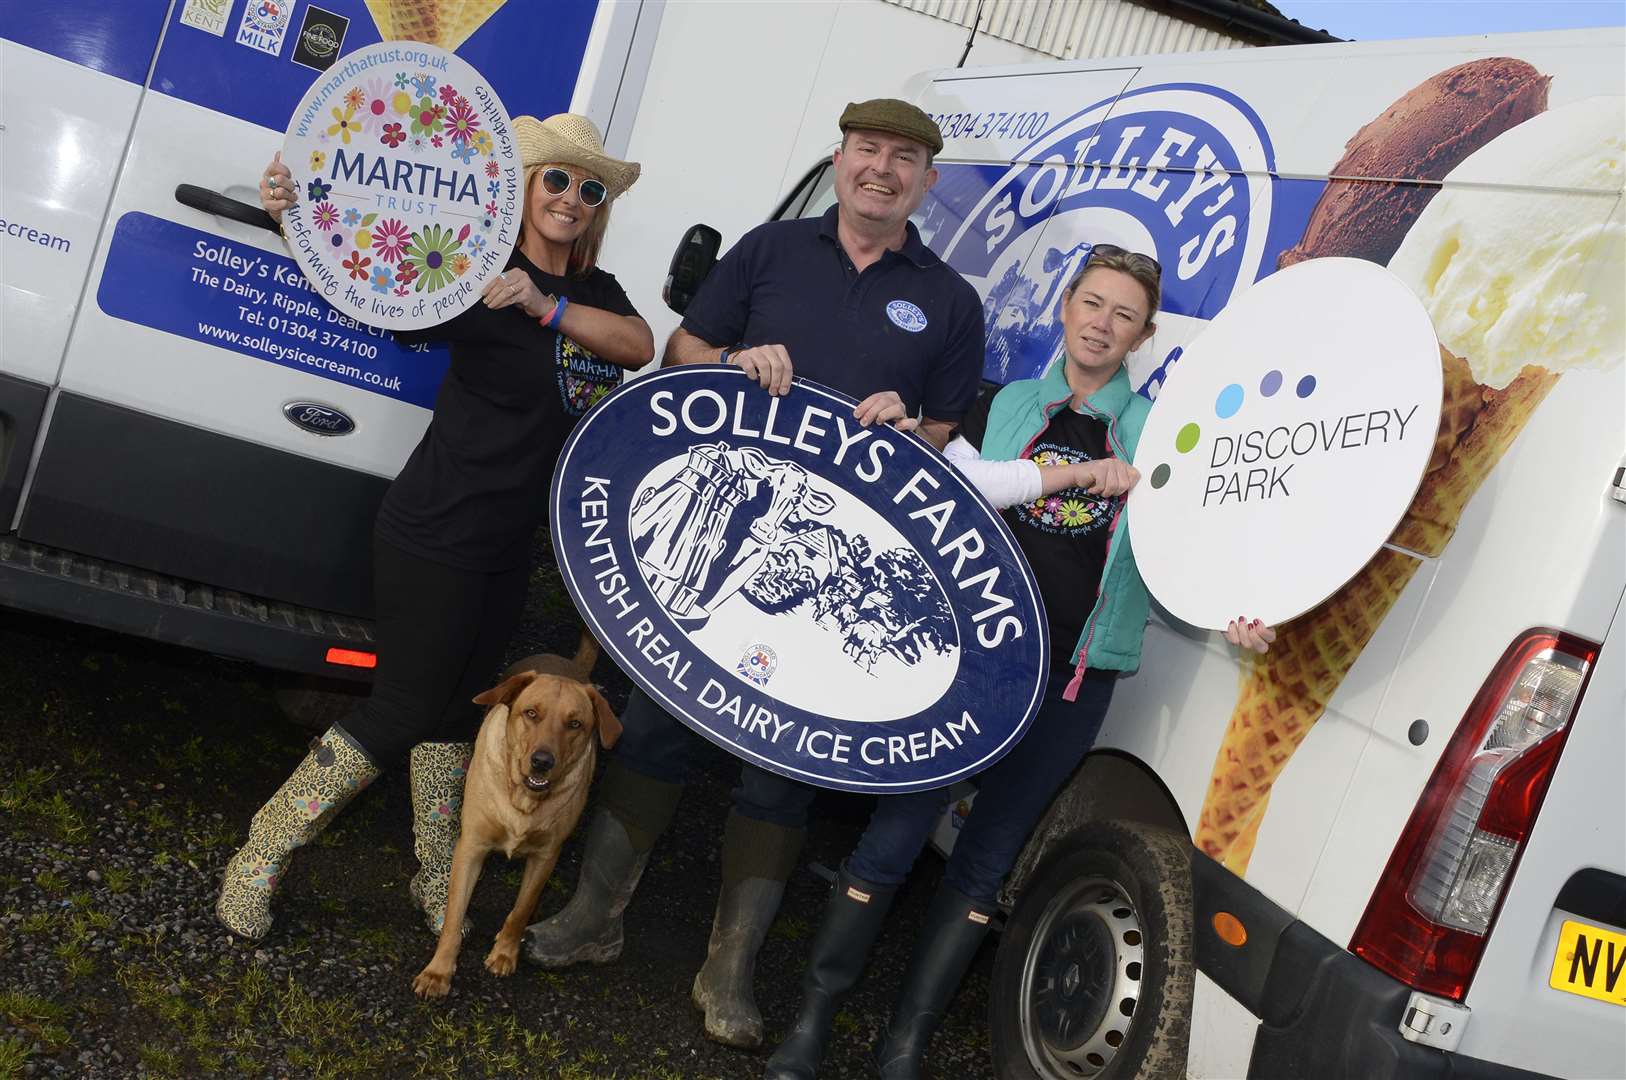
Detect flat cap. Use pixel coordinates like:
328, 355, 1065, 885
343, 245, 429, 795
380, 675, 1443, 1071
838, 98, 943, 156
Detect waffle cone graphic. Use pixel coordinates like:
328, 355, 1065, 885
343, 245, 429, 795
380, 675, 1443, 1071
365, 0, 508, 51
1193, 58, 1565, 872
1194, 347, 1560, 869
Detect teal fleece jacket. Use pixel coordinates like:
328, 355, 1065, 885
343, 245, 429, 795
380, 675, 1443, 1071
978, 362, 1152, 689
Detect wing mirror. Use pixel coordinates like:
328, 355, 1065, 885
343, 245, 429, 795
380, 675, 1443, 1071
662, 224, 722, 315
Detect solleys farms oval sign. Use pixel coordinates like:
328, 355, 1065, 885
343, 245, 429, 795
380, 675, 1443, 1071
280, 40, 520, 331
552, 368, 1050, 793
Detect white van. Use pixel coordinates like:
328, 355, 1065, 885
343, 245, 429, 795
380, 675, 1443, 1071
672, 27, 1624, 1080
0, 1, 647, 687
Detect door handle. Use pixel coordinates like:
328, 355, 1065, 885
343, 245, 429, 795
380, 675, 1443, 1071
174, 184, 280, 233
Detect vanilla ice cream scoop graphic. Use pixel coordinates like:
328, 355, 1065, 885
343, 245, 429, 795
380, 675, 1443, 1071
1389, 95, 1626, 389
1196, 92, 1625, 874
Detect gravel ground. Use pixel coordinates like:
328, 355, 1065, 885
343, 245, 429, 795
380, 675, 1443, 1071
0, 539, 999, 1080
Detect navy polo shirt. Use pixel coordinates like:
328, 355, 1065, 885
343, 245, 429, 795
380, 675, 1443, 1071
681, 206, 984, 422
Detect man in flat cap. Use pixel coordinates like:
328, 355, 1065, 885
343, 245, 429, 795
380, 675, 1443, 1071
524, 98, 983, 1049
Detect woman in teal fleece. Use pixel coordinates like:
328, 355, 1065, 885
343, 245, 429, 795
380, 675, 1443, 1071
765, 246, 1273, 1080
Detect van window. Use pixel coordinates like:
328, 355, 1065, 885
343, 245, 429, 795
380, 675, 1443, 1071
774, 163, 835, 221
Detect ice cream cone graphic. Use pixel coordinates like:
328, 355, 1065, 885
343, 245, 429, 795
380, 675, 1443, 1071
1195, 74, 1625, 873
365, 0, 508, 51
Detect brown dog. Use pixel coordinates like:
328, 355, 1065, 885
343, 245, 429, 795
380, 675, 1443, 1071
412, 634, 620, 998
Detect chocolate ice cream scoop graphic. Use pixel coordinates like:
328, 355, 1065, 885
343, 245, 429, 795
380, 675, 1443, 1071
1196, 67, 1626, 874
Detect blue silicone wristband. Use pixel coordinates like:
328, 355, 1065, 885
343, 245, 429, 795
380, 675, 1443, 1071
548, 295, 568, 329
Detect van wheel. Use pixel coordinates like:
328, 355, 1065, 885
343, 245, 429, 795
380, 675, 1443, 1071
273, 676, 368, 731
992, 821, 1193, 1080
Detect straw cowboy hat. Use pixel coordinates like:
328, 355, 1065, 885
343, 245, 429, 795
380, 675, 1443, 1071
514, 113, 641, 200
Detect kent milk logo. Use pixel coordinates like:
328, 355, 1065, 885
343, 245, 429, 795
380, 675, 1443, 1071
1129, 259, 1441, 630
236, 0, 295, 57
924, 84, 1278, 387
552, 368, 1050, 794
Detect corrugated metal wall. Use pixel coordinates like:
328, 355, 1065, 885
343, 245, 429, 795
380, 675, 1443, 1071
882, 0, 1251, 59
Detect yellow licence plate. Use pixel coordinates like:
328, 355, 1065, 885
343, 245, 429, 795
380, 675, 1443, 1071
1549, 919, 1626, 1007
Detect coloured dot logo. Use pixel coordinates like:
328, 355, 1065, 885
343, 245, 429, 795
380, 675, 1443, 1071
1128, 258, 1442, 629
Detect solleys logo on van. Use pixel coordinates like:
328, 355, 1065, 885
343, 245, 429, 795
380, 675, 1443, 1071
551, 367, 1050, 793
280, 41, 520, 332
923, 84, 1278, 384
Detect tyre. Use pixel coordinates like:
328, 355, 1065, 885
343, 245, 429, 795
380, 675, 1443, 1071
992, 820, 1194, 1080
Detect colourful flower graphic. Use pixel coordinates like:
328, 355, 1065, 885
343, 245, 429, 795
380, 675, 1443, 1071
370, 264, 392, 293
438, 84, 460, 106
430, 134, 444, 149
342, 250, 372, 280
393, 283, 411, 297
410, 98, 444, 138
391, 89, 413, 115
485, 159, 500, 178
380, 122, 405, 148
354, 227, 373, 250
468, 234, 487, 255
409, 134, 427, 153
395, 261, 418, 287
393, 72, 410, 90
341, 207, 362, 227
472, 130, 494, 157
307, 177, 331, 202
343, 87, 366, 111
401, 224, 465, 292
484, 200, 499, 216
329, 229, 349, 251
411, 73, 437, 99
446, 101, 480, 145
312, 201, 339, 230
450, 253, 471, 277
327, 103, 361, 144
309, 150, 327, 172
359, 77, 391, 132
372, 218, 411, 262
487, 179, 501, 197
1058, 499, 1092, 527
451, 142, 477, 165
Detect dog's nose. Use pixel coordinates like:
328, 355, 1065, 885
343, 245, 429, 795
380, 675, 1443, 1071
530, 750, 555, 774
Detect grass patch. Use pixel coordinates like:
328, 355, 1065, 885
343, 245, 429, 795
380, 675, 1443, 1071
104, 866, 133, 893
0, 990, 69, 1051
0, 1036, 31, 1079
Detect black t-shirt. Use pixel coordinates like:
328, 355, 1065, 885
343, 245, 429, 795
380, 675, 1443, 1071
960, 391, 1121, 659
377, 251, 639, 571
680, 206, 983, 420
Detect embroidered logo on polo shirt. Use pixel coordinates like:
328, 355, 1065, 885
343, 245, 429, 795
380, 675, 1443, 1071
885, 299, 928, 333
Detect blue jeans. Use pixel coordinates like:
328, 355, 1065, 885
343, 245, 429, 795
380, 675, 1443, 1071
610, 687, 816, 829
847, 666, 1116, 903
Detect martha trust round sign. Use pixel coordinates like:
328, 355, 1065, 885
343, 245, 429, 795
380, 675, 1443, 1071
281, 41, 520, 331
1129, 258, 1442, 630
552, 367, 1050, 794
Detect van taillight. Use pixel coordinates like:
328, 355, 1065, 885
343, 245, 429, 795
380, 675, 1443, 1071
1350, 628, 1597, 1001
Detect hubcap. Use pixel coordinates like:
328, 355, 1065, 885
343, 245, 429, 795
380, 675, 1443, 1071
1018, 876, 1144, 1078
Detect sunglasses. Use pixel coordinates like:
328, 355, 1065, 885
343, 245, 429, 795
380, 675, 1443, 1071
540, 167, 608, 208
1087, 242, 1161, 278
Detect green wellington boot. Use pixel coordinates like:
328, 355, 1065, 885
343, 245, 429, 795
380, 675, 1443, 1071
872, 883, 997, 1079
764, 864, 899, 1079
522, 760, 683, 967
407, 741, 473, 936
216, 726, 380, 940
692, 811, 805, 1049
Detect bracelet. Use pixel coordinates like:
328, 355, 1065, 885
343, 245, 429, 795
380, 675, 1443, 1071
719, 348, 731, 366
547, 295, 568, 329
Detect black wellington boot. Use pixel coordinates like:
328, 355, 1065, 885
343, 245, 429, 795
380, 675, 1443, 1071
872, 883, 996, 1080
763, 865, 899, 1080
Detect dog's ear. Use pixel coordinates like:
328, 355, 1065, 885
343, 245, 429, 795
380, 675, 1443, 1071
473, 671, 537, 707
589, 687, 622, 749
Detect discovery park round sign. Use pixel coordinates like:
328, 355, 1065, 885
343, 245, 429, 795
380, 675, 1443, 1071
552, 367, 1049, 793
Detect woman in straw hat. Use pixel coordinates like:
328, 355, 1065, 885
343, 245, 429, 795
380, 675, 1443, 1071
217, 115, 651, 943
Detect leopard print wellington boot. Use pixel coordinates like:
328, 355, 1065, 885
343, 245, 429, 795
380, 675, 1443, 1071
215, 726, 379, 940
